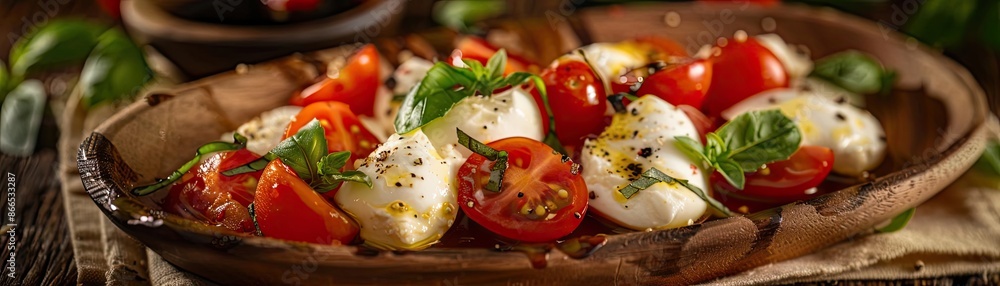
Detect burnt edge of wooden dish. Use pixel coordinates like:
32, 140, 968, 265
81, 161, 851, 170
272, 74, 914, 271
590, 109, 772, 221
78, 3, 993, 285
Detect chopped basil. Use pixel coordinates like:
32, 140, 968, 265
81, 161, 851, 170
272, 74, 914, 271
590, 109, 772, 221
248, 203, 263, 236
675, 109, 801, 190
618, 167, 732, 217
456, 128, 508, 193
131, 133, 249, 196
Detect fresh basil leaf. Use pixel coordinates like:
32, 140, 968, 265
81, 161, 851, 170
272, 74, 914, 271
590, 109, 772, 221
318, 151, 352, 175
617, 167, 732, 217
715, 110, 801, 171
974, 140, 1000, 176
456, 128, 508, 193
812, 50, 889, 95
607, 93, 629, 114
674, 136, 709, 165
79, 29, 153, 109
221, 153, 276, 176
485, 49, 506, 80
507, 72, 566, 154
268, 119, 327, 182
394, 62, 476, 134
714, 159, 746, 190
0, 80, 46, 157
0, 60, 9, 100
876, 208, 916, 233
248, 203, 263, 236
131, 133, 248, 196
9, 20, 107, 77
313, 170, 373, 193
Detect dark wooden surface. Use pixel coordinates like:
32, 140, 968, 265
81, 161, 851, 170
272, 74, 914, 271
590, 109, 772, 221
0, 0, 998, 285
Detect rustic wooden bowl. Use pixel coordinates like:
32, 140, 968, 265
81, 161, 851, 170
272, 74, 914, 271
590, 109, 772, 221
79, 3, 994, 285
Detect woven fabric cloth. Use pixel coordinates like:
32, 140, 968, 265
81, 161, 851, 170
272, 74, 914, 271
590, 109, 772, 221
58, 91, 1000, 284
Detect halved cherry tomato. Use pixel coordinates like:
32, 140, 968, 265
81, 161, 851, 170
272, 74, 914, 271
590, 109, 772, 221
289, 44, 380, 116
449, 36, 536, 75
253, 159, 359, 245
712, 146, 835, 213
162, 150, 262, 233
636, 59, 712, 109
283, 101, 379, 166
532, 59, 608, 151
703, 37, 788, 117
457, 137, 589, 242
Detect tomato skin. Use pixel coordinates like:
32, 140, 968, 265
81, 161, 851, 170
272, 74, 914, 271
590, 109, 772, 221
533, 59, 608, 150
449, 36, 535, 75
283, 102, 379, 166
253, 159, 359, 245
289, 44, 380, 116
266, 0, 321, 11
162, 150, 262, 233
703, 37, 789, 117
711, 146, 835, 213
636, 59, 713, 109
457, 137, 589, 243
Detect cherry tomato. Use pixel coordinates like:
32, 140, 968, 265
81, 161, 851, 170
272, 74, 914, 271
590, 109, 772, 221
712, 146, 835, 213
290, 44, 380, 116
449, 36, 536, 75
677, 104, 713, 143
457, 137, 589, 242
265, 0, 321, 12
703, 37, 788, 117
636, 59, 713, 109
532, 59, 608, 151
97, 0, 121, 19
253, 159, 359, 245
283, 102, 379, 166
162, 150, 262, 233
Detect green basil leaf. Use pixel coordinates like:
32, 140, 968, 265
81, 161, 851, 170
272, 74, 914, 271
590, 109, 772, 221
9, 20, 107, 77
394, 62, 477, 134
716, 110, 801, 171
456, 128, 508, 192
617, 167, 732, 217
876, 208, 916, 233
248, 203, 263, 236
673, 136, 709, 165
811, 50, 889, 95
131, 133, 248, 196
79, 29, 152, 109
507, 72, 566, 154
318, 151, 352, 175
0, 60, 9, 100
974, 140, 1000, 176
714, 159, 746, 190
268, 119, 327, 182
485, 49, 506, 80
0, 80, 46, 157
313, 170, 373, 193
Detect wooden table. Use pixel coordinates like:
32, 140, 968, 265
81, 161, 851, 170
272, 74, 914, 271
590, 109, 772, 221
1, 0, 998, 285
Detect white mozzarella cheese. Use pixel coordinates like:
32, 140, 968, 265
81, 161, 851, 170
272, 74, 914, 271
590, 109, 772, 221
421, 87, 544, 157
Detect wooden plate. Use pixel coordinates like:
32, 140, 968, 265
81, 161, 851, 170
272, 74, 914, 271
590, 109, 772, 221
78, 3, 994, 284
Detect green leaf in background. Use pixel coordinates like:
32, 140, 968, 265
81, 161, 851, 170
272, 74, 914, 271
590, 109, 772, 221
9, 20, 106, 78
974, 139, 1000, 177
811, 50, 890, 95
876, 208, 916, 233
904, 0, 977, 49
0, 80, 46, 157
433, 0, 506, 33
79, 29, 153, 109
0, 60, 8, 102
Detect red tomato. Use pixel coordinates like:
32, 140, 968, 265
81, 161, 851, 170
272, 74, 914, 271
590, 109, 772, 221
636, 59, 713, 109
162, 150, 262, 233
532, 59, 608, 150
97, 0, 121, 19
711, 146, 835, 213
265, 0, 321, 12
283, 102, 379, 166
457, 137, 589, 242
703, 37, 788, 117
289, 44, 380, 116
449, 36, 536, 75
253, 159, 359, 245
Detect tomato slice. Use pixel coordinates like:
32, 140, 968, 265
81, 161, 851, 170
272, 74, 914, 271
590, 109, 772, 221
532, 59, 608, 151
703, 37, 789, 117
457, 137, 589, 242
289, 44, 380, 116
162, 150, 261, 233
449, 36, 536, 75
711, 146, 835, 213
283, 101, 379, 166
635, 59, 712, 109
253, 159, 359, 245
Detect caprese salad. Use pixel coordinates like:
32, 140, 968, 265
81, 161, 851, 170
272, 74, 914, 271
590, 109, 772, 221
134, 32, 893, 251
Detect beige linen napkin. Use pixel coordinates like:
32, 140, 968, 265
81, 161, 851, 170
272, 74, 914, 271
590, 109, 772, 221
57, 85, 1000, 285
